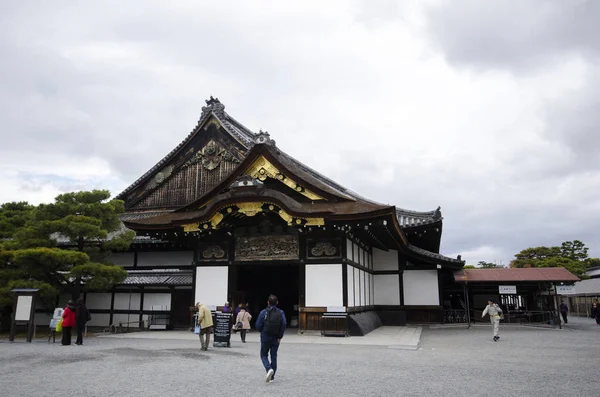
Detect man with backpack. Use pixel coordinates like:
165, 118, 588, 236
255, 294, 287, 383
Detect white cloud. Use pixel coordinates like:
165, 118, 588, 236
1, 0, 599, 263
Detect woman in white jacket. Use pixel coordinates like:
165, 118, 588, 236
482, 298, 503, 341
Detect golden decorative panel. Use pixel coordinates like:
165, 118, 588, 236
244, 156, 324, 201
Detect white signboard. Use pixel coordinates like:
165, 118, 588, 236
556, 285, 576, 295
15, 295, 33, 321
499, 285, 517, 294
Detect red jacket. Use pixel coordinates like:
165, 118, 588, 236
62, 307, 76, 327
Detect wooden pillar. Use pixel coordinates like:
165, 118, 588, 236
109, 288, 115, 325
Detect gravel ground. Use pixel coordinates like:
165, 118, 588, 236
1, 321, 598, 397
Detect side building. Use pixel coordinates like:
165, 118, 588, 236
81, 97, 465, 332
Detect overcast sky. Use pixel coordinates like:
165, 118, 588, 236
1, 0, 599, 265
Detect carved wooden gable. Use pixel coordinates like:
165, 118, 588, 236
126, 122, 246, 210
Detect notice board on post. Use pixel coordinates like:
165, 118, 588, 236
15, 295, 33, 321
213, 312, 232, 347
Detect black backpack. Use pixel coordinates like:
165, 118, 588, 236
263, 307, 282, 337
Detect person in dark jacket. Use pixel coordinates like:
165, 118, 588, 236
559, 301, 568, 324
592, 302, 600, 326
61, 300, 76, 346
75, 298, 90, 345
255, 294, 287, 383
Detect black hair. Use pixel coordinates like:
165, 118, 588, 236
76, 298, 85, 306
268, 294, 278, 306
488, 298, 496, 304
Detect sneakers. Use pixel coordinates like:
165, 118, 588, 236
493, 336, 499, 342
266, 369, 275, 383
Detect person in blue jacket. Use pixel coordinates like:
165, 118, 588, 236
255, 294, 287, 383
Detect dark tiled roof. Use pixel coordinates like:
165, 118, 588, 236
396, 207, 442, 228
407, 244, 464, 265
121, 270, 193, 285
454, 268, 580, 283
124, 186, 392, 227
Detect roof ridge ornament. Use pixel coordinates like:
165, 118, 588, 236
200, 96, 226, 121
254, 129, 276, 146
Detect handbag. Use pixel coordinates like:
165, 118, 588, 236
194, 324, 201, 334
55, 318, 63, 333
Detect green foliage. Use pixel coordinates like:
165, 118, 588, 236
463, 265, 476, 269
477, 261, 503, 268
69, 263, 128, 291
560, 240, 588, 261
0, 248, 88, 306
510, 240, 597, 277
0, 279, 58, 308
0, 190, 134, 306
0, 202, 33, 240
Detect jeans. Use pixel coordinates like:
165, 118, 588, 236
561, 312, 568, 324
260, 340, 280, 377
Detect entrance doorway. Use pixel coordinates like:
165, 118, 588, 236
171, 289, 193, 329
236, 263, 299, 328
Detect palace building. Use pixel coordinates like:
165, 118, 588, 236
81, 97, 465, 333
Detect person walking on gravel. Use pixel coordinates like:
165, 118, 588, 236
235, 305, 252, 343
196, 302, 214, 351
256, 294, 286, 383
482, 298, 503, 341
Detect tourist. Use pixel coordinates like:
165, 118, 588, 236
196, 302, 214, 351
235, 305, 252, 343
559, 301, 568, 324
223, 302, 232, 313
255, 294, 287, 383
75, 298, 91, 345
234, 303, 243, 318
592, 302, 600, 326
61, 300, 76, 346
482, 298, 503, 342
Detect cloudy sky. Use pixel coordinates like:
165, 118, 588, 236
1, 0, 599, 265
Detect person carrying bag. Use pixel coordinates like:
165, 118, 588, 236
235, 305, 252, 343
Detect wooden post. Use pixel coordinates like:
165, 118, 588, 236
553, 283, 561, 329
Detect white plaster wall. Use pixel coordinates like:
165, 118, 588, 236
374, 274, 400, 305
354, 267, 360, 307
113, 313, 141, 327
137, 251, 193, 267
85, 293, 112, 310
114, 293, 141, 311
371, 274, 375, 304
366, 273, 371, 305
353, 244, 359, 264
346, 239, 352, 261
143, 293, 171, 310
403, 270, 440, 306
305, 264, 343, 307
195, 266, 228, 307
372, 248, 398, 271
347, 266, 355, 307
87, 313, 110, 327
107, 252, 134, 267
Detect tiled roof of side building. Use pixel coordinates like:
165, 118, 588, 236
454, 268, 580, 283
